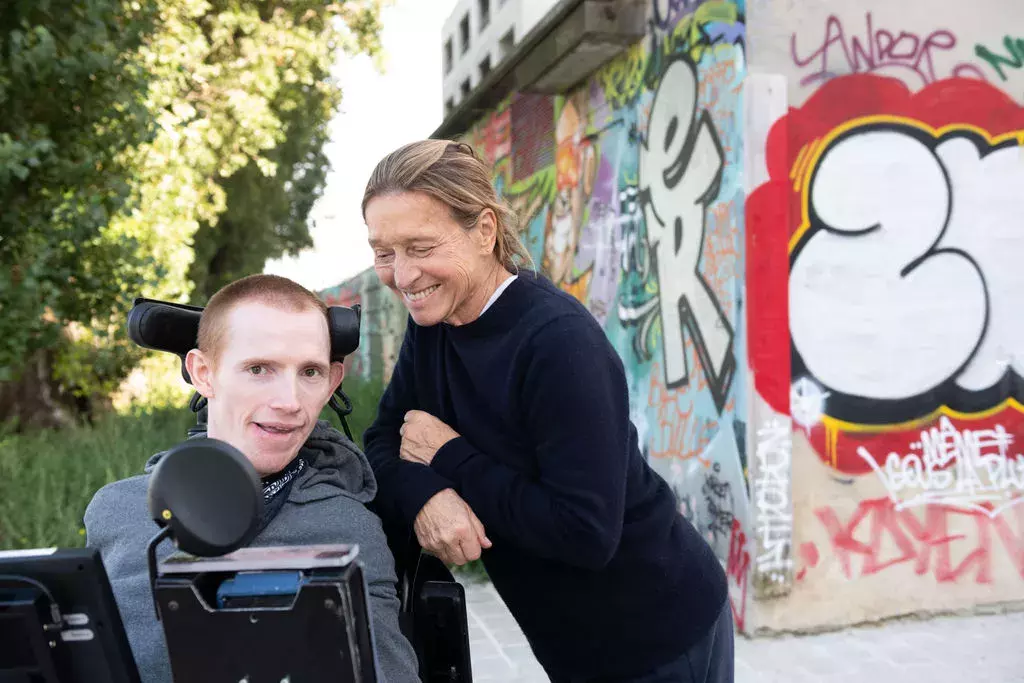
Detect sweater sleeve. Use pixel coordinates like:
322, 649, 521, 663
363, 321, 455, 528
430, 315, 630, 570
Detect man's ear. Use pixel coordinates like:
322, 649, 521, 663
328, 361, 346, 395
474, 208, 499, 255
185, 349, 216, 399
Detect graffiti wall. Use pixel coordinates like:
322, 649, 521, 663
322, 0, 1024, 634
320, 268, 406, 382
746, 0, 1024, 632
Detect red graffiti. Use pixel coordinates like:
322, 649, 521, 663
795, 542, 819, 581
791, 13, 987, 88
744, 185, 789, 417
807, 498, 1024, 584
726, 518, 749, 631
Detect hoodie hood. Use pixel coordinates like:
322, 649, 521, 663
292, 420, 377, 503
144, 420, 377, 504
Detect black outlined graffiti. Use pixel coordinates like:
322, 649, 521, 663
639, 55, 735, 413
790, 121, 1024, 425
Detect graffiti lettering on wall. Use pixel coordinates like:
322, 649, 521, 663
748, 75, 1024, 486
802, 497, 1024, 584
976, 36, 1024, 82
858, 417, 1024, 517
598, 1, 743, 110
752, 418, 793, 580
791, 116, 1024, 417
790, 13, 987, 89
651, 0, 700, 31
637, 55, 735, 413
704, 462, 736, 541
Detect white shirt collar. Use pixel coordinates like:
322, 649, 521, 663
480, 273, 518, 315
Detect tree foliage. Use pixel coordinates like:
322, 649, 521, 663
0, 0, 385, 426
0, 0, 157, 382
188, 0, 381, 300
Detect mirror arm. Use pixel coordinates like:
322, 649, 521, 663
147, 525, 173, 622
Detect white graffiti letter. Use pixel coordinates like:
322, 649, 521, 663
789, 127, 987, 400
754, 418, 793, 577
640, 56, 734, 411
936, 137, 1024, 392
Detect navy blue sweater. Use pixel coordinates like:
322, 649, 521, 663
363, 273, 727, 679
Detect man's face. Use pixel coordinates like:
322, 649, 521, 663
187, 301, 344, 476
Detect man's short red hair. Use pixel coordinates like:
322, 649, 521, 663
197, 274, 329, 361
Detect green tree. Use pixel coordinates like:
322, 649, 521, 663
0, 0, 386, 427
189, 0, 384, 300
0, 0, 158, 426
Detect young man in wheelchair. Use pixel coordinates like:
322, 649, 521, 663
84, 274, 420, 683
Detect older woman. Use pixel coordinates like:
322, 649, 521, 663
361, 140, 732, 683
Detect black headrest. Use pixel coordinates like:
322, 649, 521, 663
127, 297, 361, 384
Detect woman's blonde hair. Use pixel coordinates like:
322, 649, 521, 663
361, 140, 534, 272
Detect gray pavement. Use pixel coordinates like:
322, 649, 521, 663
461, 578, 1024, 682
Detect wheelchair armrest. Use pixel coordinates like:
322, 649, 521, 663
384, 522, 473, 683
414, 580, 473, 683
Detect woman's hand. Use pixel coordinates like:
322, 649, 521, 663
414, 489, 492, 565
399, 410, 459, 466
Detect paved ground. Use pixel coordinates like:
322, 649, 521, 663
461, 579, 1024, 682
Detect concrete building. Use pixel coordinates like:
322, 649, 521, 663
440, 0, 560, 116
327, 0, 1024, 636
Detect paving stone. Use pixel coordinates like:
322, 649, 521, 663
458, 579, 1024, 682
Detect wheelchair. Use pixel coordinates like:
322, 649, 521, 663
126, 297, 473, 683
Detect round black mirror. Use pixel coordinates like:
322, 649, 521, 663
147, 438, 263, 557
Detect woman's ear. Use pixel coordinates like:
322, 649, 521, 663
185, 349, 216, 399
474, 208, 499, 255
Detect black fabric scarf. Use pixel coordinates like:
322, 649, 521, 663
254, 454, 306, 535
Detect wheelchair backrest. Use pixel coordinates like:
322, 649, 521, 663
127, 297, 361, 384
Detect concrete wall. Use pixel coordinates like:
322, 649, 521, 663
325, 0, 1024, 634
743, 0, 1024, 633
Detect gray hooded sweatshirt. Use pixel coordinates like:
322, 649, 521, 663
84, 421, 419, 683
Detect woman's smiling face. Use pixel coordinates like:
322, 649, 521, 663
366, 191, 497, 327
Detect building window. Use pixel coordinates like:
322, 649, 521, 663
479, 54, 491, 80
459, 13, 470, 54
499, 28, 515, 60
445, 98, 455, 116
460, 78, 471, 99
443, 38, 453, 75
478, 0, 490, 30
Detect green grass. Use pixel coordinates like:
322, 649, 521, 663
0, 407, 195, 550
